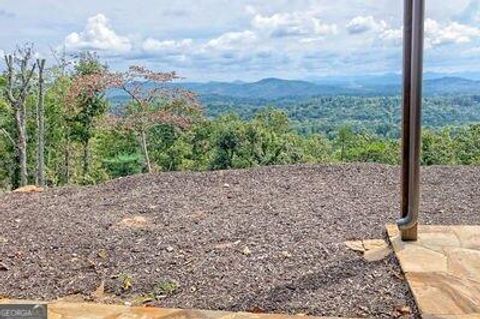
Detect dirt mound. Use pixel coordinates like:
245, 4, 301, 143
1, 164, 479, 318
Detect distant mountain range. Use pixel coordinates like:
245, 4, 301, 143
108, 75, 480, 103
174, 76, 480, 99
174, 78, 345, 99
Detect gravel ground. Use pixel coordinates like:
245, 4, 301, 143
1, 164, 479, 318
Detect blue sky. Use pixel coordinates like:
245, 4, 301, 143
0, 0, 479, 81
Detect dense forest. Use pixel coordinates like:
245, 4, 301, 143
202, 94, 480, 137
1, 46, 480, 190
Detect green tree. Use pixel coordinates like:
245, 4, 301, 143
421, 128, 457, 165
453, 124, 480, 165
0, 76, 16, 188
211, 114, 245, 169
335, 125, 355, 161
243, 110, 294, 166
302, 134, 334, 164
344, 135, 399, 164
67, 52, 109, 181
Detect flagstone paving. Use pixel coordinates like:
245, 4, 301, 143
387, 225, 480, 318
0, 299, 346, 319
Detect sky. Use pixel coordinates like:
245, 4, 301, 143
0, 0, 479, 82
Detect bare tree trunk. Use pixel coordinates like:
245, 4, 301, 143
15, 103, 28, 186
82, 140, 89, 177
36, 59, 46, 187
140, 129, 152, 173
64, 137, 71, 184
4, 52, 36, 187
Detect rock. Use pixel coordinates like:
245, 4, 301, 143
98, 249, 108, 259
395, 305, 412, 316
0, 262, 8, 271
117, 216, 150, 229
363, 239, 389, 251
166, 246, 174, 252
91, 280, 105, 300
364, 246, 392, 262
281, 251, 292, 258
223, 183, 230, 188
13, 185, 44, 193
344, 240, 365, 252
243, 247, 252, 256
345, 239, 391, 262
190, 211, 208, 221
214, 240, 241, 250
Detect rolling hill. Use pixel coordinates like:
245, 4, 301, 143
108, 76, 480, 104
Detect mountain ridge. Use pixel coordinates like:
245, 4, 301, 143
174, 76, 480, 98
107, 76, 480, 103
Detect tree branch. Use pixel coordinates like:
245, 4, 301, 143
20, 62, 37, 100
0, 128, 15, 145
4, 55, 17, 104
122, 84, 144, 106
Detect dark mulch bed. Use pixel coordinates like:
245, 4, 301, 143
1, 164, 479, 318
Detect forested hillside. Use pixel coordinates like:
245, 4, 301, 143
202, 94, 480, 137
1, 47, 480, 191
109, 77, 480, 137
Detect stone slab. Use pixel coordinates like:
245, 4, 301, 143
344, 239, 392, 262
387, 225, 480, 318
0, 299, 347, 319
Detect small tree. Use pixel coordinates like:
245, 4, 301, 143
3, 45, 37, 187
109, 66, 201, 172
49, 48, 74, 184
335, 125, 355, 161
67, 53, 110, 179
210, 114, 245, 169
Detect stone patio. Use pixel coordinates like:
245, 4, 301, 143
387, 225, 480, 319
0, 299, 346, 319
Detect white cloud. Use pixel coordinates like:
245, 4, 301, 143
455, 0, 480, 24
65, 14, 132, 53
39, 2, 479, 80
425, 18, 480, 47
379, 27, 403, 46
251, 11, 337, 38
245, 5, 257, 15
205, 30, 257, 51
463, 46, 480, 55
142, 38, 193, 55
346, 16, 386, 34
372, 18, 480, 50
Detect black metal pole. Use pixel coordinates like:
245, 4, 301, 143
401, 0, 413, 221
398, 0, 424, 241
